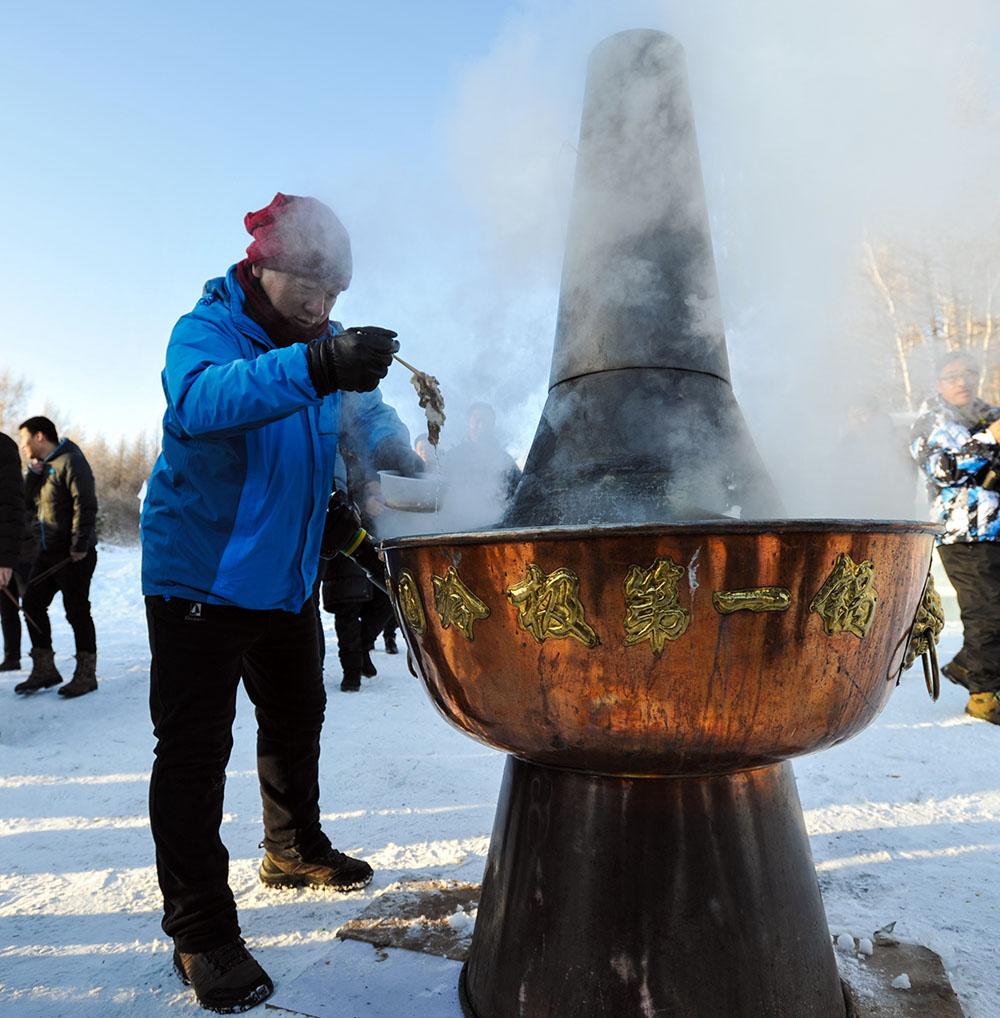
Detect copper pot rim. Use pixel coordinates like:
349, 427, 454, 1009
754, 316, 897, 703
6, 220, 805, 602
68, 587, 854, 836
382, 518, 941, 550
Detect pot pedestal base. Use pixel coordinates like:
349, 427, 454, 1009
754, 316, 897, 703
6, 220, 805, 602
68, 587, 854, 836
461, 755, 846, 1018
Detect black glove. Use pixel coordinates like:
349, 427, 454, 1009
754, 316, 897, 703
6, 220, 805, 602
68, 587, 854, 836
374, 439, 426, 477
306, 326, 399, 394
320, 491, 388, 593
320, 491, 365, 560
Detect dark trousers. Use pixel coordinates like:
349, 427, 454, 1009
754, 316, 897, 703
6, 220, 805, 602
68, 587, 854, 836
938, 541, 1000, 694
22, 549, 97, 654
332, 590, 394, 675
1, 582, 22, 661
146, 596, 328, 952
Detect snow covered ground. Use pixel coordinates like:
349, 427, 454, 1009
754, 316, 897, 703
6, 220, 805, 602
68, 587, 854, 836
1, 545, 997, 1017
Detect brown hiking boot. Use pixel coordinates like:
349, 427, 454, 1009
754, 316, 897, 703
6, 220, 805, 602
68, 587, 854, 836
173, 938, 273, 1014
259, 846, 373, 891
59, 651, 98, 698
966, 692, 1000, 725
14, 649, 63, 694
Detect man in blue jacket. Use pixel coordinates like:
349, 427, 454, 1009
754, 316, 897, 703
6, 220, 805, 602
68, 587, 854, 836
141, 193, 419, 1013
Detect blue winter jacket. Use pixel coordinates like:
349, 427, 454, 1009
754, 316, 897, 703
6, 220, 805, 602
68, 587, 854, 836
140, 265, 409, 611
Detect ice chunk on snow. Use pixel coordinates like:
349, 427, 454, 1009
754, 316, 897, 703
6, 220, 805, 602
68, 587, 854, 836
835, 933, 855, 953
891, 973, 911, 990
857, 938, 874, 956
446, 907, 477, 935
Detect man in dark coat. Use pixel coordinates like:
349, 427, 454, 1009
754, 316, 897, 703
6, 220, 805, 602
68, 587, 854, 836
0, 431, 32, 671
15, 416, 99, 697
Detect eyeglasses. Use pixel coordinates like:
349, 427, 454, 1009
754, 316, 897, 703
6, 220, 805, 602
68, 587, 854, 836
939, 370, 979, 383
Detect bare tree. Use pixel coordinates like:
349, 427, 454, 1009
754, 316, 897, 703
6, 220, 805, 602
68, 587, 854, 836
0, 368, 32, 436
862, 228, 1000, 408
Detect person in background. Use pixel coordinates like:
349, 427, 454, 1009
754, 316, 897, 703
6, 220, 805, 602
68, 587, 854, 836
320, 446, 396, 691
321, 523, 394, 690
444, 403, 521, 499
141, 192, 422, 1013
362, 449, 401, 655
381, 615, 399, 656
911, 350, 1000, 725
0, 431, 31, 672
414, 431, 436, 467
15, 416, 99, 697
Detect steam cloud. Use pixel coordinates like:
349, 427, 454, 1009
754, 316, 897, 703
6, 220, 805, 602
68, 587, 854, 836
410, 0, 1000, 526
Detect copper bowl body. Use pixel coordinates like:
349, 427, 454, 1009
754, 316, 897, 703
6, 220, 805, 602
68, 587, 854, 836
383, 521, 936, 777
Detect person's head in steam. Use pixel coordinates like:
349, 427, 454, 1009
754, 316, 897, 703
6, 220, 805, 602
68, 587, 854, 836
243, 192, 353, 342
467, 403, 497, 444
936, 351, 980, 408
414, 433, 433, 464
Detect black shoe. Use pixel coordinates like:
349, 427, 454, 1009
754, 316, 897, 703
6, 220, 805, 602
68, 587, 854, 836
173, 938, 273, 1014
259, 847, 374, 891
0, 658, 21, 672
383, 633, 398, 655
361, 651, 377, 678
340, 672, 361, 693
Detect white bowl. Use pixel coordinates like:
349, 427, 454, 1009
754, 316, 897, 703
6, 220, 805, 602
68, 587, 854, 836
378, 470, 443, 512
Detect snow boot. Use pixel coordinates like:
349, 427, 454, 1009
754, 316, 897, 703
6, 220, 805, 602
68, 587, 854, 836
259, 846, 373, 891
361, 651, 377, 678
14, 649, 63, 694
59, 651, 98, 698
0, 657, 21, 672
173, 938, 273, 1014
966, 691, 1000, 725
340, 670, 361, 693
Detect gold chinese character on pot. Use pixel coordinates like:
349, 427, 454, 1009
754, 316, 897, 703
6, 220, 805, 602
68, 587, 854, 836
432, 566, 491, 641
506, 564, 599, 648
623, 556, 690, 655
810, 552, 878, 639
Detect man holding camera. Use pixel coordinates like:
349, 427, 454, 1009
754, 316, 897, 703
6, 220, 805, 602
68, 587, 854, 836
911, 350, 1000, 726
141, 193, 421, 1013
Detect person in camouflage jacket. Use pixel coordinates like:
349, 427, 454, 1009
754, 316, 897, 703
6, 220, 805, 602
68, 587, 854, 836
911, 351, 1000, 723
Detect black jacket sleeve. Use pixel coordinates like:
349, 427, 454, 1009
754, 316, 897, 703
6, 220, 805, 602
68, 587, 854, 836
65, 450, 98, 555
0, 434, 25, 569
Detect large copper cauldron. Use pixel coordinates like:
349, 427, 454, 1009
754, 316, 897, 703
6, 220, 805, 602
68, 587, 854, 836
383, 521, 936, 1017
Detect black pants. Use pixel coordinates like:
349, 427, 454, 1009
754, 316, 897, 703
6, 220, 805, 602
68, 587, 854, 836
146, 596, 328, 952
1, 577, 23, 662
332, 590, 394, 676
938, 541, 1000, 694
22, 549, 97, 654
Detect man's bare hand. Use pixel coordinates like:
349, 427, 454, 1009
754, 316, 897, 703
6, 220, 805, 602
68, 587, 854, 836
70, 551, 88, 562
363, 481, 384, 519
988, 419, 1000, 443
0, 566, 11, 589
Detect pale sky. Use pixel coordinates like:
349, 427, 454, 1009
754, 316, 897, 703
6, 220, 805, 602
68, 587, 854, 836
0, 0, 526, 445
3, 0, 998, 470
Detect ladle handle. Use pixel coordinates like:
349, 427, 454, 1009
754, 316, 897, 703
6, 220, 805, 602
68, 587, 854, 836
392, 353, 423, 375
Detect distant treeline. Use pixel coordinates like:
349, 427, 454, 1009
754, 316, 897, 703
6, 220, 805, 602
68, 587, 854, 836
1, 366, 158, 545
